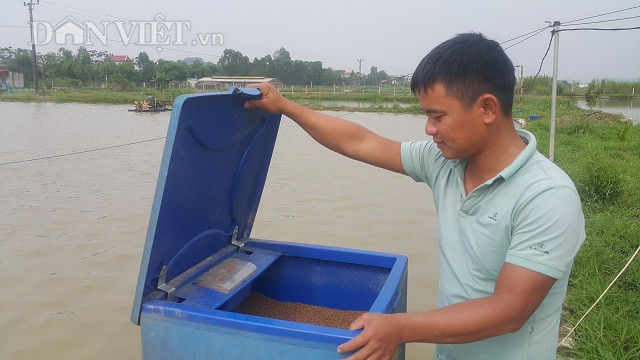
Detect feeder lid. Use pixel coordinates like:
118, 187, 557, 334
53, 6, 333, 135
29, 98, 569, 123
131, 87, 281, 324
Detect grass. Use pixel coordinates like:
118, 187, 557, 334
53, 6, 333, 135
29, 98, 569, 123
522, 97, 640, 359
0, 88, 193, 105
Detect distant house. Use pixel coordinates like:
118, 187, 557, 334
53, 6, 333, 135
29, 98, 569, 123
0, 70, 24, 88
106, 55, 133, 63
193, 76, 283, 91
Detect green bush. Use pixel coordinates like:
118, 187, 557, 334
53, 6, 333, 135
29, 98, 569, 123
578, 164, 623, 205
558, 122, 594, 135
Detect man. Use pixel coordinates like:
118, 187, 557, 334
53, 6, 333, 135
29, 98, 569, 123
244, 33, 585, 360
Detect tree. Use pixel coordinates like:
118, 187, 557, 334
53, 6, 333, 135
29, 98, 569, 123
273, 47, 291, 62
217, 49, 250, 76
136, 52, 155, 83
584, 80, 602, 110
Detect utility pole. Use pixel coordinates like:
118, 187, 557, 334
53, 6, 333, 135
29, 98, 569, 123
24, 0, 40, 92
549, 21, 560, 162
514, 65, 524, 106
357, 59, 364, 86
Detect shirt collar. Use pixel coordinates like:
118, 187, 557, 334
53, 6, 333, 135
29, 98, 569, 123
450, 129, 537, 182
498, 129, 537, 181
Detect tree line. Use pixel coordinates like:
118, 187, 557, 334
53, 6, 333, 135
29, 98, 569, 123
0, 46, 393, 90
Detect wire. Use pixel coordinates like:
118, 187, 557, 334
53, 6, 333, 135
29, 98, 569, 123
39, 0, 130, 21
562, 5, 640, 25
0, 137, 166, 166
531, 25, 640, 80
0, 24, 30, 29
563, 14, 640, 27
503, 27, 549, 50
500, 25, 550, 44
558, 245, 640, 349
556, 26, 640, 32
532, 31, 555, 84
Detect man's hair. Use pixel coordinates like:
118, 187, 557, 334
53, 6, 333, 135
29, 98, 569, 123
411, 32, 515, 117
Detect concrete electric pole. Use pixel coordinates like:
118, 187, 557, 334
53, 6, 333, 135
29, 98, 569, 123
549, 21, 560, 162
357, 59, 364, 86
514, 65, 524, 106
24, 0, 40, 92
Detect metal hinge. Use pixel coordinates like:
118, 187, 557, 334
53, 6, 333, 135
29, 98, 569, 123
230, 226, 247, 253
157, 265, 176, 302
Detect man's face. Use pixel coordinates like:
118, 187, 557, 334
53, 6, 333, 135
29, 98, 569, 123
418, 83, 486, 160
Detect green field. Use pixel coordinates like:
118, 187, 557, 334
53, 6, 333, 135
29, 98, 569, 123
520, 97, 639, 359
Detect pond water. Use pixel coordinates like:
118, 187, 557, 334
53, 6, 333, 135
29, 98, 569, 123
573, 98, 640, 124
0, 102, 438, 360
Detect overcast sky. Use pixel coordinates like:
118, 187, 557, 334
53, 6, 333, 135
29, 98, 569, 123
1, 0, 639, 82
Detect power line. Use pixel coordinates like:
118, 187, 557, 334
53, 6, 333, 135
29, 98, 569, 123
0, 137, 166, 166
39, 0, 129, 21
500, 25, 550, 44
530, 23, 640, 81
556, 25, 640, 32
562, 5, 640, 25
562, 14, 640, 27
32, 0, 386, 71
503, 27, 549, 50
37, 4, 117, 22
0, 24, 30, 28
532, 31, 555, 83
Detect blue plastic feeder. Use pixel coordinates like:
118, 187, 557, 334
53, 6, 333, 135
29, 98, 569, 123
131, 88, 408, 360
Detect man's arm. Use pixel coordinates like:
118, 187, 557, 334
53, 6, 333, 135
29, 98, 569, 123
337, 263, 557, 360
243, 83, 405, 174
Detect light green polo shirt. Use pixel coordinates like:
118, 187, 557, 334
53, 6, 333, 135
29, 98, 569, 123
401, 129, 585, 360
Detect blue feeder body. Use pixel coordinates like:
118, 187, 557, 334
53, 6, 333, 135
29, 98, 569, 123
131, 88, 408, 360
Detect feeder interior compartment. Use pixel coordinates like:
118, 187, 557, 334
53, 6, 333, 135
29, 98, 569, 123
219, 254, 392, 329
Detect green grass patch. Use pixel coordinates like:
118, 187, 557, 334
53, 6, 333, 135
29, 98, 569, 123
522, 96, 640, 359
0, 87, 194, 105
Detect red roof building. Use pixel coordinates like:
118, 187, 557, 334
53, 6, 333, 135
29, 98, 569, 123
106, 55, 133, 63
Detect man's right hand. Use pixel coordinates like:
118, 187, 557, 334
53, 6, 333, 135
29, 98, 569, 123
243, 83, 289, 115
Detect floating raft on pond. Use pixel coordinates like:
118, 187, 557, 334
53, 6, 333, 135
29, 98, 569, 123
129, 99, 173, 112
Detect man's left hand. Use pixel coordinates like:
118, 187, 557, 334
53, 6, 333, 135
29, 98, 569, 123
337, 313, 405, 360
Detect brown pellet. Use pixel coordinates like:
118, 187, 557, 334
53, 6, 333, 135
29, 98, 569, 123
234, 292, 365, 329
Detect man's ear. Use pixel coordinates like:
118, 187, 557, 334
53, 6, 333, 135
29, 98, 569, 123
477, 94, 500, 124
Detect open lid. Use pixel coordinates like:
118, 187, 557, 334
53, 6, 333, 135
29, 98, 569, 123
131, 87, 281, 324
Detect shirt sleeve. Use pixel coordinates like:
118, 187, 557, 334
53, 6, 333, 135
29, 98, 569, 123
401, 141, 448, 187
505, 185, 586, 279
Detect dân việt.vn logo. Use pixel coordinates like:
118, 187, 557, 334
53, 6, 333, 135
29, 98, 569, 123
30, 14, 224, 52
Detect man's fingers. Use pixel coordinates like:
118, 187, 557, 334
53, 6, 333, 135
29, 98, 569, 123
349, 314, 366, 330
344, 345, 376, 360
338, 333, 367, 354
243, 100, 257, 109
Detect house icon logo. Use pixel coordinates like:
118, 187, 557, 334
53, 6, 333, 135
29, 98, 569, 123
53, 16, 87, 45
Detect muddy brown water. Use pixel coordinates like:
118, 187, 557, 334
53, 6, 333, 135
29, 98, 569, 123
0, 102, 438, 359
